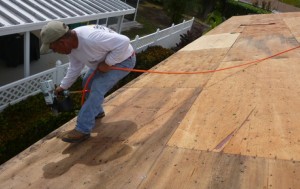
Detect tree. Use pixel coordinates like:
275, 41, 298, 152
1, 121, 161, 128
163, 0, 187, 24
185, 0, 204, 16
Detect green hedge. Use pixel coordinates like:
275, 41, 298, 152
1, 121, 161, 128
109, 46, 174, 92
0, 88, 80, 165
0, 45, 174, 165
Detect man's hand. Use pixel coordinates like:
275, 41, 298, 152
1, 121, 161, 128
55, 86, 64, 95
98, 61, 111, 72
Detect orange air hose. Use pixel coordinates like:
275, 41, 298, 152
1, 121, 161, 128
80, 45, 300, 105
110, 45, 300, 74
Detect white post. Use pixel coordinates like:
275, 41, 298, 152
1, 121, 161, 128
134, 0, 140, 21
55, 60, 64, 85
170, 23, 175, 48
116, 15, 124, 33
24, 32, 30, 77
105, 18, 108, 26
154, 28, 160, 45
132, 35, 139, 52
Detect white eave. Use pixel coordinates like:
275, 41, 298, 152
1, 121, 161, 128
0, 0, 136, 36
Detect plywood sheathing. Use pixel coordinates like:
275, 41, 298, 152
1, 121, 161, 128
139, 147, 300, 189
168, 13, 300, 161
180, 33, 240, 50
1, 13, 300, 189
284, 16, 300, 43
0, 87, 200, 189
0, 47, 225, 188
129, 49, 227, 88
168, 58, 300, 159
224, 18, 300, 62
205, 15, 252, 35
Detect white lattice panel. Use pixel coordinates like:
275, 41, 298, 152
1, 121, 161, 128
0, 64, 69, 110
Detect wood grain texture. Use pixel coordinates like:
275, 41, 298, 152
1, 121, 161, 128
179, 33, 240, 50
284, 16, 300, 42
1, 12, 300, 189
168, 57, 300, 160
139, 147, 300, 189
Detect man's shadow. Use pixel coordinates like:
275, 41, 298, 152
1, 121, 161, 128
43, 120, 137, 178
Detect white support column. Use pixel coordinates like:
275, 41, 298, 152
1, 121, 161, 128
55, 60, 64, 85
116, 15, 124, 33
134, 0, 140, 21
105, 17, 108, 26
154, 28, 160, 45
132, 35, 139, 51
24, 32, 30, 77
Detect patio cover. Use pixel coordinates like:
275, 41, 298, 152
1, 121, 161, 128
0, 0, 135, 77
0, 0, 136, 36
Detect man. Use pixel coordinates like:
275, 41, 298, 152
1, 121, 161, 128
40, 21, 136, 143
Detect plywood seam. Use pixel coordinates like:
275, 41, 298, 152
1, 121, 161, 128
136, 88, 203, 188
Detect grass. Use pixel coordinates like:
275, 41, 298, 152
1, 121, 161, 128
122, 16, 159, 39
279, 0, 300, 8
122, 1, 172, 40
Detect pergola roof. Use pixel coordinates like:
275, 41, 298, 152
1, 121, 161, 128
0, 0, 135, 36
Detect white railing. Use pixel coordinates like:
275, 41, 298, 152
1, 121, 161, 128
132, 18, 194, 52
0, 18, 194, 111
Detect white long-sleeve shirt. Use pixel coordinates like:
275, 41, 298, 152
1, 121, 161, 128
60, 25, 134, 89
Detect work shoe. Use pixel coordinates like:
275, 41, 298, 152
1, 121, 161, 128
60, 129, 90, 143
95, 112, 105, 119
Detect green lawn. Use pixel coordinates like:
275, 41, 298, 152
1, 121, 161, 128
122, 16, 158, 40
122, 1, 171, 40
279, 0, 300, 8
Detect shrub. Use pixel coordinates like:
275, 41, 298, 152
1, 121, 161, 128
136, 46, 174, 69
206, 10, 224, 29
109, 46, 174, 92
0, 82, 81, 164
172, 29, 203, 52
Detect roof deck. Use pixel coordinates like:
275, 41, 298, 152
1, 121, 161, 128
1, 12, 300, 189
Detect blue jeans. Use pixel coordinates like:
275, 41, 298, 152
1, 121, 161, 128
76, 54, 136, 134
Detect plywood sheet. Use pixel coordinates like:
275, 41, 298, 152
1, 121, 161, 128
130, 49, 227, 88
205, 15, 252, 35
180, 33, 240, 51
168, 58, 300, 161
2, 12, 300, 189
0, 87, 200, 189
284, 17, 300, 42
223, 30, 300, 62
139, 147, 300, 189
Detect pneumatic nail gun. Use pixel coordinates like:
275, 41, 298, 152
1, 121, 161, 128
40, 80, 73, 113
